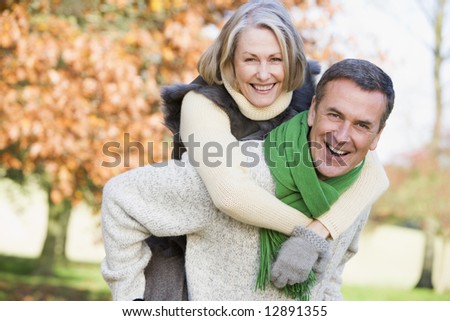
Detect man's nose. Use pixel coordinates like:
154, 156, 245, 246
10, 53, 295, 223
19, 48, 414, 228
334, 122, 351, 143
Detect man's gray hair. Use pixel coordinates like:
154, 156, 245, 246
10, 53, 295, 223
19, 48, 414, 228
315, 58, 395, 131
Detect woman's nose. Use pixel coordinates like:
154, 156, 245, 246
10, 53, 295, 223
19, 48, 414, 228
257, 63, 270, 81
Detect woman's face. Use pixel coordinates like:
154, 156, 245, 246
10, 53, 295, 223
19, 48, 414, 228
233, 27, 285, 108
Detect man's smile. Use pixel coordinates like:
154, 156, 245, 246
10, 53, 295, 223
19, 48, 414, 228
326, 143, 350, 157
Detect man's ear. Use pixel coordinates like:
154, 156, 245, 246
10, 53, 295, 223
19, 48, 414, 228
308, 96, 316, 127
369, 127, 384, 151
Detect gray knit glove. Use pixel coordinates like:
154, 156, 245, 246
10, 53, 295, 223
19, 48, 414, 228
312, 247, 332, 283
270, 225, 330, 288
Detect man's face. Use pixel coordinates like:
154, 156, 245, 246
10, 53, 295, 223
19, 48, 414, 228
308, 79, 386, 180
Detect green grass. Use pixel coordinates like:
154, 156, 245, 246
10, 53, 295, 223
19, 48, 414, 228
0, 255, 111, 301
1, 255, 449, 301
342, 285, 450, 301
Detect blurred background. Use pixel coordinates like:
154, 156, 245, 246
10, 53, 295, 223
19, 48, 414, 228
0, 0, 449, 301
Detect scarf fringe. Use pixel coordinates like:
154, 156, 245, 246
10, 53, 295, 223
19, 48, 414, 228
256, 229, 317, 301
258, 111, 362, 300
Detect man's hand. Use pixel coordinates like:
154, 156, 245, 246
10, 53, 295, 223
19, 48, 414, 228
270, 225, 330, 288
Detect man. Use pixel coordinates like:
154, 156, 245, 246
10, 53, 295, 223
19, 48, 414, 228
101, 58, 394, 300
266, 58, 394, 293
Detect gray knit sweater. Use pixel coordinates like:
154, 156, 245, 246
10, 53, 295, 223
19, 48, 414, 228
101, 142, 370, 301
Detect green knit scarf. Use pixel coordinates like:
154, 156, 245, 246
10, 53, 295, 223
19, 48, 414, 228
257, 111, 364, 300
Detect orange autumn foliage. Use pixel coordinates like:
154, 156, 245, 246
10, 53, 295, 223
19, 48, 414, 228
0, 1, 342, 209
1, 5, 169, 206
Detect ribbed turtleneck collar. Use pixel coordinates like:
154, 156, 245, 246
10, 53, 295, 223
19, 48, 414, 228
223, 78, 293, 121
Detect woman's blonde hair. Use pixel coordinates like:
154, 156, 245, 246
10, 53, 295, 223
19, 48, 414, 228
198, 0, 306, 92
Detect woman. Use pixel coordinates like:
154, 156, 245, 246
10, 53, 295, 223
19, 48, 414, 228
101, 0, 388, 300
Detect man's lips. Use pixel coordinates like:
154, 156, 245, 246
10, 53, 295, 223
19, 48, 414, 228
326, 143, 350, 157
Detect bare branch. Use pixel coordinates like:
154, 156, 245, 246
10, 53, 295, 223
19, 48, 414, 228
416, 0, 435, 24
443, 51, 450, 61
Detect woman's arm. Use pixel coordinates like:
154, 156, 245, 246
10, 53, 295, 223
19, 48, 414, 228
317, 151, 388, 239
180, 91, 312, 235
180, 91, 388, 238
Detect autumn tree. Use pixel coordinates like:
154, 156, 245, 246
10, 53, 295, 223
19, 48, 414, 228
423, 0, 449, 156
372, 0, 450, 292
410, 0, 448, 290
373, 147, 450, 291
0, 5, 166, 274
0, 0, 343, 274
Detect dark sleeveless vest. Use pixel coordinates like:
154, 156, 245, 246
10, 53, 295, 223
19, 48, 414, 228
143, 61, 320, 301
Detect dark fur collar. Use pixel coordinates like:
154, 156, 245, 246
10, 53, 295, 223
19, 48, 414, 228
161, 60, 320, 159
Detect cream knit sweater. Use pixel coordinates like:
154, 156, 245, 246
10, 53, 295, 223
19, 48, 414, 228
101, 86, 388, 300
101, 143, 374, 300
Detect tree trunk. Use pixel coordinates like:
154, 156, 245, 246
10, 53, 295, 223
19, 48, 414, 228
35, 192, 72, 275
415, 218, 437, 289
430, 0, 446, 156
415, 0, 448, 291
